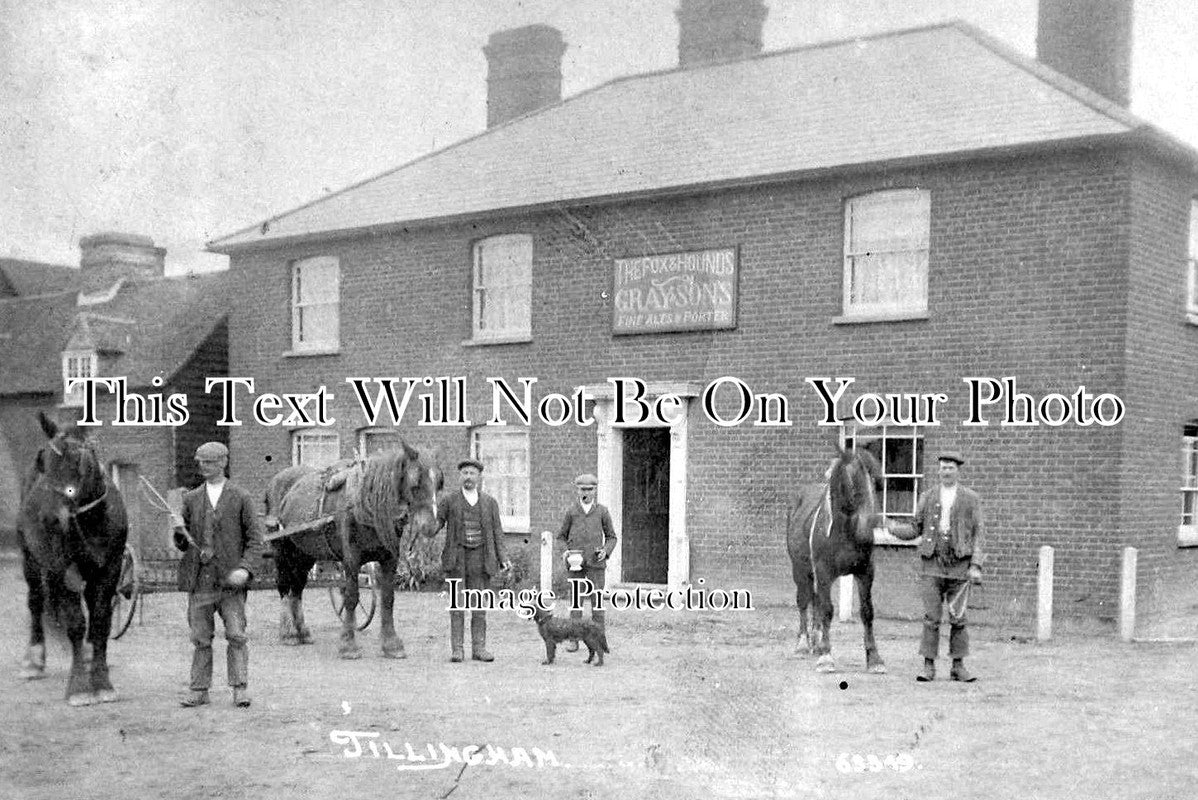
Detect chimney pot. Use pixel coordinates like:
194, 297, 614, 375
484, 24, 567, 129
1037, 0, 1134, 106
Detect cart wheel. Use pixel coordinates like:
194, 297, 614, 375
110, 542, 140, 640
328, 563, 377, 631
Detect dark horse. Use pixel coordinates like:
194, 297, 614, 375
785, 448, 885, 674
264, 444, 442, 659
18, 412, 129, 704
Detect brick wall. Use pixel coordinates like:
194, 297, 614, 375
226, 144, 1196, 622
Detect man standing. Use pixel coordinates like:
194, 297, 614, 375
171, 442, 265, 707
892, 450, 985, 682
435, 459, 510, 663
557, 473, 617, 651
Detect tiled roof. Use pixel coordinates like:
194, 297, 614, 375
0, 273, 230, 396
209, 21, 1188, 252
0, 259, 79, 297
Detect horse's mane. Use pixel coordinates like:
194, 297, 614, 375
351, 448, 414, 556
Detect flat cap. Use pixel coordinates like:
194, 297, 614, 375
457, 458, 485, 472
938, 450, 966, 466
573, 473, 598, 488
194, 441, 229, 460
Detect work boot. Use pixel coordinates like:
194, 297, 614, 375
233, 686, 252, 707
950, 660, 977, 682
471, 613, 494, 662
450, 612, 465, 663
915, 659, 936, 682
180, 690, 209, 707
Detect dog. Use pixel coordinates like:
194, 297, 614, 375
531, 607, 609, 666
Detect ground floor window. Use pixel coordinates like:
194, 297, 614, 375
470, 427, 529, 531
842, 424, 925, 545
1181, 422, 1198, 546
292, 430, 340, 469
358, 428, 402, 458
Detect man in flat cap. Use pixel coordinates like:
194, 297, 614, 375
890, 450, 986, 682
557, 473, 618, 649
433, 458, 511, 662
170, 441, 265, 707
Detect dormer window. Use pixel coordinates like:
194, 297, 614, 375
62, 351, 97, 407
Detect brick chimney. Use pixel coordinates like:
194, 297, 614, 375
676, 0, 768, 68
78, 232, 166, 294
483, 24, 567, 129
1037, 0, 1133, 106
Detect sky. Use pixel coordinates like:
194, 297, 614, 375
1, 0, 1195, 276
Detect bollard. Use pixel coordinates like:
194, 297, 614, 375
838, 576, 853, 622
1120, 547, 1137, 642
540, 531, 553, 596
1037, 545, 1054, 641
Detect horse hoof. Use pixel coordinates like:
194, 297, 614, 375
868, 663, 888, 675
338, 647, 364, 660
18, 666, 45, 680
382, 648, 407, 659
68, 693, 97, 707
96, 688, 119, 703
298, 632, 314, 645
815, 656, 837, 673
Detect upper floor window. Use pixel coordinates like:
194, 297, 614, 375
843, 189, 930, 318
472, 235, 531, 342
470, 427, 530, 531
292, 429, 340, 469
61, 350, 96, 407
292, 256, 340, 352
842, 423, 925, 545
1180, 422, 1198, 546
1186, 200, 1198, 319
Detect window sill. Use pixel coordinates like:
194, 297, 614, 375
1186, 313, 1198, 327
833, 309, 928, 325
1178, 525, 1198, 547
462, 334, 532, 347
283, 347, 341, 358
873, 527, 917, 546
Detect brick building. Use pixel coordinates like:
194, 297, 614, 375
0, 234, 230, 559
208, 1, 1198, 624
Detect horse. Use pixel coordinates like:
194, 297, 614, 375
17, 412, 129, 705
264, 444, 442, 659
785, 448, 886, 674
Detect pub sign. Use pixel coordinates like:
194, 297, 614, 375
612, 247, 739, 335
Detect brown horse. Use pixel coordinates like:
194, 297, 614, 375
264, 444, 442, 659
786, 448, 886, 674
18, 412, 129, 705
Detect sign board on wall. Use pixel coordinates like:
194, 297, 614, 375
612, 247, 739, 335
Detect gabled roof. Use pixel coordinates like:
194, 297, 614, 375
0, 273, 230, 396
208, 20, 1196, 253
0, 258, 79, 297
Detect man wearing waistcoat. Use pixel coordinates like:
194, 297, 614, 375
557, 473, 617, 651
171, 442, 265, 707
435, 459, 510, 663
892, 450, 985, 683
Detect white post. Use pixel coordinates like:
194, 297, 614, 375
838, 576, 853, 622
1037, 545, 1054, 641
1120, 546, 1137, 642
540, 531, 553, 596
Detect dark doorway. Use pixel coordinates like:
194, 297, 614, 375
621, 428, 670, 583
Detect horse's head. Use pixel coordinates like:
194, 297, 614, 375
33, 412, 106, 519
829, 448, 881, 546
398, 443, 443, 539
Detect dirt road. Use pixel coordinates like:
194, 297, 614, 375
2, 558, 1195, 800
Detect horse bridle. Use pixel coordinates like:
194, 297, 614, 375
39, 437, 109, 517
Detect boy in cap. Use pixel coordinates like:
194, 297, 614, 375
433, 458, 511, 662
890, 450, 986, 682
170, 441, 265, 707
557, 473, 617, 650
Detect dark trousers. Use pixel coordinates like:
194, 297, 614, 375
569, 565, 606, 630
187, 587, 249, 690
919, 575, 970, 659
449, 547, 490, 654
